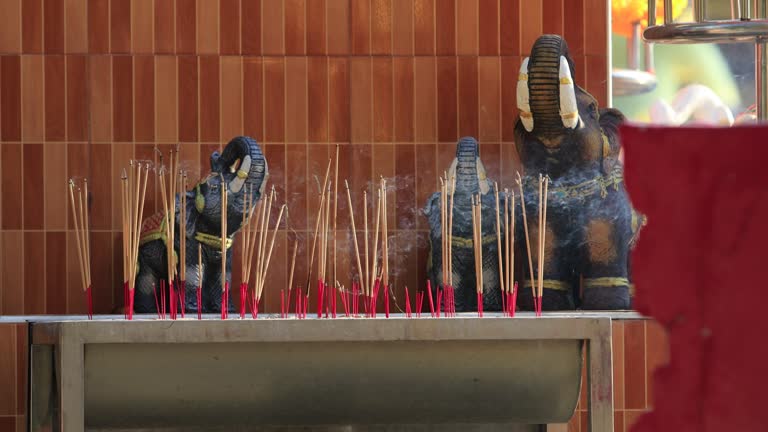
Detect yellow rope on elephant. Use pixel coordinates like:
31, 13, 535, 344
523, 165, 624, 202
522, 279, 571, 292
583, 277, 630, 288
195, 232, 234, 250
450, 234, 497, 248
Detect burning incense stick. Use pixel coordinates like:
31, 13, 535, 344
538, 176, 550, 313
516, 172, 537, 311
333, 145, 340, 292
370, 188, 381, 300
345, 180, 366, 299
120, 162, 149, 319
471, 195, 484, 317
68, 179, 92, 319
494, 183, 505, 300
306, 159, 333, 294
363, 190, 370, 298
381, 177, 389, 289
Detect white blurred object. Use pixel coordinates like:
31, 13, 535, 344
649, 84, 735, 126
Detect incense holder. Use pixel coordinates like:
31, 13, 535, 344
134, 136, 268, 314
514, 34, 645, 310
424, 137, 503, 312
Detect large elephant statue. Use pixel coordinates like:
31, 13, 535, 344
514, 34, 644, 310
424, 137, 503, 312
134, 136, 268, 313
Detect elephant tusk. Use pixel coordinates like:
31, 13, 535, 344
558, 56, 581, 129
228, 155, 251, 193
517, 57, 533, 132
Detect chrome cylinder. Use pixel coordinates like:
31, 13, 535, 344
693, 0, 706, 22
741, 0, 753, 19
648, 0, 657, 26
664, 0, 673, 24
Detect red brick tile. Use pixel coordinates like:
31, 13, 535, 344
543, 0, 563, 35
285, 57, 308, 143
337, 142, 372, 223
613, 320, 626, 410
134, 56, 155, 142
436, 56, 457, 142
243, 58, 264, 139
221, 56, 243, 140
44, 143, 67, 230
646, 320, 670, 408
326, 0, 349, 54
393, 57, 414, 142
263, 58, 285, 143
499, 0, 519, 55
520, 0, 542, 55
21, 56, 43, 142
89, 53, 112, 142
624, 320, 647, 410
350, 57, 372, 143
563, 0, 584, 58
22, 0, 43, 53
351, 0, 371, 54
176, 0, 197, 54
284, 144, 308, 230
456, 0, 478, 55
392, 229, 420, 299
131, 0, 153, 53
67, 55, 88, 142
435, 0, 454, 55
178, 56, 199, 142
64, 0, 88, 52
394, 144, 415, 229
285, 0, 306, 55
16, 324, 27, 414
1, 232, 24, 314
197, 0, 219, 54
308, 57, 329, 143
413, 57, 436, 143
1, 56, 21, 141
586, 55, 608, 107
45, 231, 67, 313
262, 142, 287, 210
155, 0, 175, 53
479, 142, 500, 181
392, 0, 413, 55
0, 0, 21, 53
413, 0, 434, 55
113, 56, 134, 142
90, 143, 112, 230
371, 0, 392, 55
44, 0, 65, 53
88, 0, 109, 53
0, 416, 16, 431
23, 144, 44, 229
110, 0, 131, 53
372, 58, 393, 143
414, 143, 435, 229
478, 0, 498, 55
478, 57, 500, 142
457, 56, 478, 139
0, 325, 15, 414
500, 56, 519, 142
305, 0, 325, 54
220, 0, 240, 54
24, 232, 45, 314
328, 57, 349, 142
91, 231, 113, 313
1, 144, 22, 229
155, 56, 177, 142
241, 0, 261, 55
262, 0, 285, 54
199, 56, 221, 142
43, 55, 64, 141
134, 143, 158, 214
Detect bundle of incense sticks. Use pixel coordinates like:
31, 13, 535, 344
238, 185, 257, 318
246, 186, 285, 318
178, 172, 187, 317
535, 175, 550, 316
121, 162, 149, 320
379, 177, 389, 318
517, 172, 537, 316
471, 194, 484, 317
220, 176, 229, 319
158, 150, 180, 319
68, 179, 93, 319
197, 244, 203, 319
307, 159, 332, 318
439, 175, 457, 317
496, 185, 518, 316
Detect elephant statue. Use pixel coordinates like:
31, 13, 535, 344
514, 34, 644, 310
134, 136, 268, 313
424, 137, 503, 312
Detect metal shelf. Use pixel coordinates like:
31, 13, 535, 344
644, 20, 768, 44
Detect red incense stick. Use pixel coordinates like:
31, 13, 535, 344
123, 281, 129, 319
240, 282, 248, 319
170, 280, 176, 320
304, 294, 309, 318
417, 292, 424, 318
317, 279, 324, 318
180, 280, 186, 318
427, 280, 435, 317
436, 289, 443, 318
86, 285, 93, 320
405, 286, 411, 318
196, 286, 202, 320
384, 285, 389, 318
477, 292, 483, 317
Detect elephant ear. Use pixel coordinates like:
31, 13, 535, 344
599, 108, 626, 157
423, 192, 442, 217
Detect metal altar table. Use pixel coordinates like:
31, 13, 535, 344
26, 313, 614, 432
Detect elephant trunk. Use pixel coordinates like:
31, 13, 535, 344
517, 35, 582, 138
449, 137, 490, 195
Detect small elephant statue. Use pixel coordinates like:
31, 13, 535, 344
424, 137, 503, 312
134, 136, 268, 313
514, 34, 644, 310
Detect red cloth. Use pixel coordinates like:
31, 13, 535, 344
622, 124, 768, 432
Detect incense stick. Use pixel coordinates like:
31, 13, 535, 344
363, 190, 370, 297
494, 183, 505, 297
306, 159, 333, 293
333, 145, 339, 291
539, 176, 549, 303
381, 177, 389, 288
370, 188, 382, 298
345, 180, 366, 299
68, 179, 92, 318
516, 172, 536, 309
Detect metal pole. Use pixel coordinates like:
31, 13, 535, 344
693, 0, 706, 22
648, 0, 656, 26
663, 0, 673, 24
756, 39, 768, 121
741, 0, 753, 19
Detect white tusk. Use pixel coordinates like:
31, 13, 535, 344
476, 158, 490, 195
558, 56, 581, 129
228, 155, 251, 193
516, 58, 533, 132
446, 159, 458, 194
